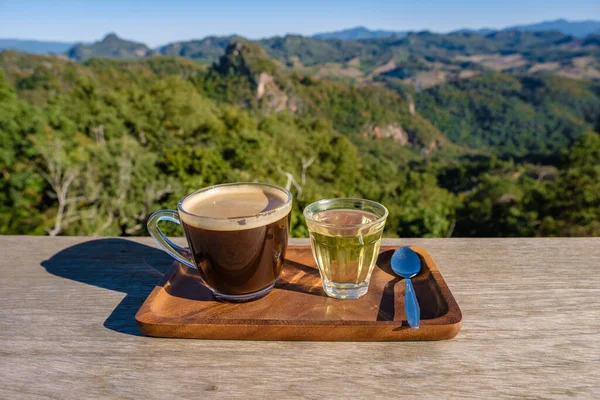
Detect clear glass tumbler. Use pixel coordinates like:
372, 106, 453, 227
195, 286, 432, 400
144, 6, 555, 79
304, 198, 388, 299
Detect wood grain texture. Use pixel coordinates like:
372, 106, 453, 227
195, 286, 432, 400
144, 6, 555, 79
135, 245, 462, 341
0, 236, 599, 399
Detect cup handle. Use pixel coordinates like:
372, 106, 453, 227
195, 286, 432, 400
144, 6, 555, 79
147, 210, 197, 270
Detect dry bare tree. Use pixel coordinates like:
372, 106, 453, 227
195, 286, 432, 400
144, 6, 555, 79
406, 93, 416, 116
33, 135, 82, 236
277, 155, 315, 199
90, 125, 105, 144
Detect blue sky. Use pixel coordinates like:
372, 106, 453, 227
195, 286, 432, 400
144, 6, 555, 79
1, 0, 599, 47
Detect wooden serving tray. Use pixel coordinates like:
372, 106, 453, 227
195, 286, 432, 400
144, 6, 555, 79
136, 245, 462, 341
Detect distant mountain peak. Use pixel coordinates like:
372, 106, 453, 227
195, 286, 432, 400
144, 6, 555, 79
65, 33, 153, 61
216, 39, 278, 77
102, 33, 120, 42
158, 35, 234, 60
345, 26, 371, 32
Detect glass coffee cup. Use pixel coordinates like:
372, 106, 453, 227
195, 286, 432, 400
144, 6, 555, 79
147, 182, 292, 302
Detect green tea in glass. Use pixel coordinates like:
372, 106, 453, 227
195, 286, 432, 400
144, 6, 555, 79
304, 198, 388, 299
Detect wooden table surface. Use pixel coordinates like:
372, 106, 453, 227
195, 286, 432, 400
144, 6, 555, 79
1, 236, 599, 399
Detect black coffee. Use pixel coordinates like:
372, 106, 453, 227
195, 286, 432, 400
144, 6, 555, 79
180, 184, 291, 296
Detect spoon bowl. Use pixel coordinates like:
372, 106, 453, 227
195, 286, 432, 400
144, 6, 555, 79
391, 246, 421, 278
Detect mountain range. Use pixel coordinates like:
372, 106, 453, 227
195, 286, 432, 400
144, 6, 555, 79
317, 19, 600, 40
1, 19, 599, 55
1, 19, 599, 93
23, 28, 596, 89
504, 19, 600, 38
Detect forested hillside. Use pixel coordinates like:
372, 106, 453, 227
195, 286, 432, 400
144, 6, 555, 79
417, 73, 600, 155
1, 39, 600, 238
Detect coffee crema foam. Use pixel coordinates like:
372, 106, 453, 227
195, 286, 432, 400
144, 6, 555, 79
180, 185, 291, 231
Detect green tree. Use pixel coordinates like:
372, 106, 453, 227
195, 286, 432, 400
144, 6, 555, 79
534, 132, 600, 236
0, 71, 46, 234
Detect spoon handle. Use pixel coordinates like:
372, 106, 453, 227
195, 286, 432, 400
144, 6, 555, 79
404, 278, 420, 328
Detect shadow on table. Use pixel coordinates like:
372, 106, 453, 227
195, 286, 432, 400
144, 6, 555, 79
374, 249, 446, 323
41, 238, 172, 336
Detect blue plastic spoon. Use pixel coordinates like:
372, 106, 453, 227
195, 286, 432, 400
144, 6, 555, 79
391, 247, 421, 328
